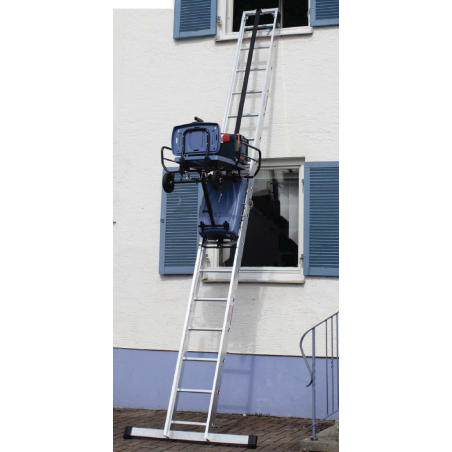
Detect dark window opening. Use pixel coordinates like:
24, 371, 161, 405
221, 169, 299, 268
233, 0, 309, 32
282, 0, 309, 28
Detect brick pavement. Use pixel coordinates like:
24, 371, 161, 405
114, 408, 334, 452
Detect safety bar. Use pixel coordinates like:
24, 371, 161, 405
241, 143, 261, 178
160, 143, 262, 179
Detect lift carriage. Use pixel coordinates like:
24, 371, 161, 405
161, 117, 261, 241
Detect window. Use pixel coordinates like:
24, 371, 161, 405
232, 0, 308, 32
217, 0, 314, 41
173, 0, 339, 40
204, 159, 305, 283
159, 161, 339, 281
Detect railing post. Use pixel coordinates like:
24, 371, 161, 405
331, 316, 334, 413
325, 320, 328, 416
312, 329, 316, 440
336, 313, 339, 409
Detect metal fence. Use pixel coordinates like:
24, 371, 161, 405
299, 311, 339, 440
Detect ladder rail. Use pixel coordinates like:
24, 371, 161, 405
221, 12, 247, 132
234, 9, 261, 135
204, 183, 253, 437
163, 238, 206, 437
249, 10, 280, 176
221, 8, 279, 133
205, 9, 281, 439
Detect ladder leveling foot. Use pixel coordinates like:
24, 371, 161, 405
123, 427, 258, 449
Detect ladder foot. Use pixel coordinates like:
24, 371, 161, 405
248, 434, 258, 449
124, 427, 257, 447
123, 426, 133, 440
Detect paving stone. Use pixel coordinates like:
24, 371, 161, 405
114, 407, 333, 451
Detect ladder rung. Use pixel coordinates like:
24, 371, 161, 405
236, 67, 266, 72
171, 420, 207, 426
189, 327, 223, 332
183, 357, 218, 362
244, 8, 278, 17
177, 388, 212, 394
232, 90, 262, 95
200, 268, 232, 273
228, 113, 258, 118
202, 245, 237, 249
194, 297, 228, 302
240, 45, 270, 50
244, 25, 274, 30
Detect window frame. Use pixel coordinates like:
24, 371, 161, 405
203, 158, 305, 284
216, 0, 313, 42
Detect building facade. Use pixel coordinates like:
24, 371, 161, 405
114, 2, 338, 418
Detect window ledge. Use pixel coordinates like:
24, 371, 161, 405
203, 269, 305, 284
215, 27, 313, 42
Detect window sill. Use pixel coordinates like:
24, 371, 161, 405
202, 268, 305, 284
215, 26, 313, 42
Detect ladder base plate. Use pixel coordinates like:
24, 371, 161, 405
124, 426, 257, 449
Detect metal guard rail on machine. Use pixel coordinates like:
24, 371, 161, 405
124, 7, 281, 449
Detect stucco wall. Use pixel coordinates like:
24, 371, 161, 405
114, 9, 338, 357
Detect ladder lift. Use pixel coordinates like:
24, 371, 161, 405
124, 8, 281, 448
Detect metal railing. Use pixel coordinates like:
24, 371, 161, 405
300, 311, 339, 440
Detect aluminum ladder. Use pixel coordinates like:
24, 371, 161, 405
124, 8, 281, 448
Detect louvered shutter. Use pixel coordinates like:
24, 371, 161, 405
159, 173, 201, 274
173, 0, 217, 39
311, 0, 339, 26
303, 162, 339, 276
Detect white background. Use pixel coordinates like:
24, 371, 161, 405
1, 1, 452, 452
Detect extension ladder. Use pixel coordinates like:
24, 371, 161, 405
124, 8, 281, 448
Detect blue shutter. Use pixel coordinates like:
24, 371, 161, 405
311, 0, 339, 26
303, 162, 339, 276
173, 0, 217, 39
159, 173, 201, 274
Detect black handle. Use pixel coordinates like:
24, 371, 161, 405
242, 143, 262, 179
161, 146, 175, 173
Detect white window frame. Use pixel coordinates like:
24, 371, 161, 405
216, 0, 313, 41
203, 158, 305, 284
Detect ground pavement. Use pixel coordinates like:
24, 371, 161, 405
113, 408, 333, 452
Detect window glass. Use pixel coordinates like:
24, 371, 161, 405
220, 168, 299, 268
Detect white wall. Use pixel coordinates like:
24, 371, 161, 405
114, 9, 338, 357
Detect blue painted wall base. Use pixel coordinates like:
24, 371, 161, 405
113, 348, 338, 419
